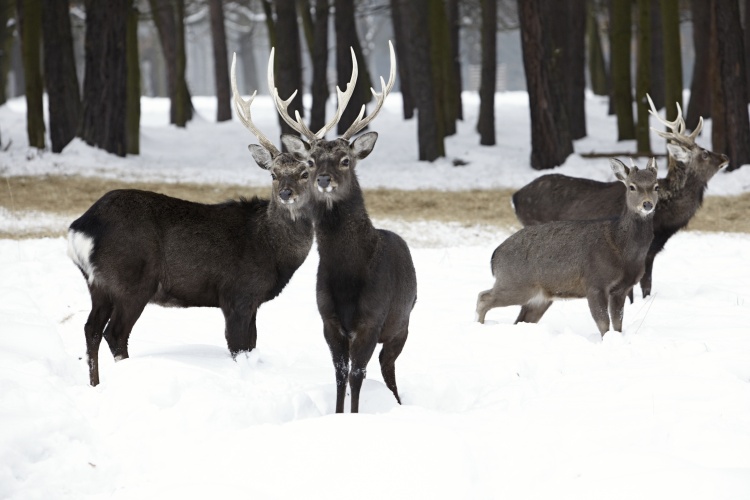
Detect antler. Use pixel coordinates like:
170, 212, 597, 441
340, 40, 397, 140
267, 46, 359, 141
646, 93, 703, 148
231, 53, 280, 157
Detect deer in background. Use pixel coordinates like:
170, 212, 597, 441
477, 158, 659, 335
271, 42, 417, 413
512, 95, 728, 300
68, 53, 314, 386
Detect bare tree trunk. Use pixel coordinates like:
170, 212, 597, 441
42, 0, 80, 152
447, 0, 462, 121
568, 0, 587, 139
390, 0, 414, 119
587, 0, 608, 96
335, 0, 372, 135
126, 1, 140, 154
429, 0, 455, 137
261, 0, 277, 48
238, 32, 259, 92
309, 0, 329, 133
611, 0, 635, 141
16, 0, 45, 149
0, 0, 17, 105
208, 0, 231, 122
275, 0, 304, 138
648, 0, 665, 110
745, 0, 750, 103
477, 0, 496, 146
660, 0, 682, 121
686, 0, 711, 129
297, 0, 314, 57
79, 0, 128, 156
710, 0, 750, 170
635, 0, 651, 154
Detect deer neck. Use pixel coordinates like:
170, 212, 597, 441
612, 210, 655, 257
313, 182, 378, 256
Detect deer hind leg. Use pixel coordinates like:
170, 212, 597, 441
608, 287, 631, 332
348, 326, 379, 413
515, 299, 553, 324
84, 288, 113, 386
379, 327, 409, 405
102, 296, 149, 363
586, 288, 610, 336
639, 252, 656, 298
477, 286, 541, 324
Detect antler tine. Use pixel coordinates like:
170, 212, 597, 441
267, 48, 317, 141
646, 93, 696, 148
313, 47, 359, 140
231, 52, 280, 157
689, 116, 704, 141
341, 40, 397, 140
646, 93, 682, 133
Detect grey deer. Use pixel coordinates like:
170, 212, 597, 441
67, 53, 313, 386
477, 158, 659, 336
271, 42, 418, 413
512, 94, 728, 299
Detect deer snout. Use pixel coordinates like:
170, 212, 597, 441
642, 200, 654, 212
279, 188, 294, 203
317, 174, 334, 193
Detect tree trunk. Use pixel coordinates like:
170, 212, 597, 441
239, 32, 259, 92
309, 0, 329, 133
208, 0, 231, 122
710, 0, 750, 170
447, 0, 462, 121
635, 0, 651, 154
686, 0, 711, 129
404, 0, 443, 160
79, 0, 128, 156
567, 0, 587, 139
611, 0, 635, 141
518, 0, 574, 169
390, 0, 414, 119
745, 0, 750, 103
297, 0, 315, 57
16, 0, 45, 149
275, 0, 304, 139
477, 0, 496, 146
41, 0, 81, 153
429, 0, 455, 137
648, 0, 665, 110
126, 1, 140, 154
660, 0, 682, 121
0, 0, 16, 105
334, 0, 372, 135
148, 0, 192, 127
587, 0, 608, 96
261, 0, 277, 48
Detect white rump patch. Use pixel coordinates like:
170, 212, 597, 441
67, 229, 97, 285
528, 290, 550, 305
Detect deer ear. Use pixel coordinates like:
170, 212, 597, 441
281, 134, 310, 158
666, 143, 691, 165
646, 157, 658, 175
248, 144, 273, 170
350, 132, 378, 160
610, 158, 630, 182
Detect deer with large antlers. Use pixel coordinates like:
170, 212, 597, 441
68, 53, 314, 386
512, 94, 728, 300
272, 42, 417, 413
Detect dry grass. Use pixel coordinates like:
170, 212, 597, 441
1, 174, 749, 239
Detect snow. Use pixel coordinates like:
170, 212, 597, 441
1, 92, 750, 499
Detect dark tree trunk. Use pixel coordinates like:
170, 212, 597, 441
79, 0, 128, 156
41, 0, 80, 153
710, 0, 750, 171
0, 0, 16, 105
568, 0, 587, 139
309, 0, 329, 133
275, 0, 304, 139
298, 0, 314, 56
335, 0, 372, 135
611, 0, 635, 140
686, 0, 711, 129
660, 0, 682, 121
518, 0, 574, 169
148, 0, 192, 127
208, 0, 231, 122
390, 0, 414, 119
477, 0, 496, 146
429, 0, 455, 137
126, 2, 140, 154
746, 0, 750, 103
239, 32, 259, 92
261, 0, 277, 48
635, 0, 651, 154
648, 0, 665, 110
17, 0, 45, 149
587, 0, 608, 96
447, 0, 462, 120
404, 0, 443, 160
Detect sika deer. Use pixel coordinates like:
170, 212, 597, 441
68, 54, 313, 386
477, 158, 659, 336
512, 95, 728, 299
271, 43, 417, 413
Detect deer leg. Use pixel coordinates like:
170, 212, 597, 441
103, 298, 148, 363
515, 300, 553, 324
348, 327, 379, 413
84, 289, 113, 386
476, 288, 520, 323
223, 303, 255, 356
608, 291, 629, 332
323, 320, 350, 413
639, 252, 656, 298
379, 328, 409, 405
586, 289, 610, 336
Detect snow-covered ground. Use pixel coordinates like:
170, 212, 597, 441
1, 93, 749, 499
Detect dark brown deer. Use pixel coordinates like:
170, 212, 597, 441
478, 158, 659, 335
68, 54, 314, 386
271, 43, 418, 413
512, 95, 728, 300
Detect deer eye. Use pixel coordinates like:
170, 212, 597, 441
307, 159, 315, 168
341, 157, 350, 167
301, 171, 309, 180
702, 150, 709, 159
271, 173, 277, 181
654, 184, 659, 191
629, 184, 636, 191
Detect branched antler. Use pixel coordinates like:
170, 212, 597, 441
231, 52, 280, 157
647, 93, 703, 148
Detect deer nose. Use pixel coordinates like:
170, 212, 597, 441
279, 188, 293, 201
643, 201, 653, 211
317, 174, 331, 189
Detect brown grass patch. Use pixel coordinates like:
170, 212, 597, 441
1, 174, 748, 238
